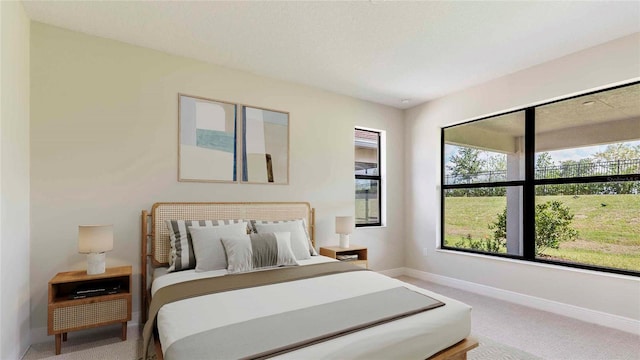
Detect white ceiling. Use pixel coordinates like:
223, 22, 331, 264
22, 1, 640, 109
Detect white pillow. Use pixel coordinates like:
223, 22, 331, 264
254, 221, 312, 260
221, 232, 298, 274
165, 219, 247, 272
190, 222, 249, 272
250, 219, 317, 256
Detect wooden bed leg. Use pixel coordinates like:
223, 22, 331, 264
141, 210, 149, 325
428, 337, 478, 360
448, 353, 466, 360
62, 332, 67, 342
154, 337, 165, 360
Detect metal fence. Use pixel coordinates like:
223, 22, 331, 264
445, 158, 640, 185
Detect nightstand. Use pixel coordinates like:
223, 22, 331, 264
48, 265, 132, 355
319, 245, 368, 268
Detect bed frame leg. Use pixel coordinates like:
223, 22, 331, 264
154, 337, 164, 360
427, 337, 478, 360
141, 210, 149, 326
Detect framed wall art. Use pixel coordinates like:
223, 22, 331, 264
178, 94, 237, 182
241, 105, 289, 184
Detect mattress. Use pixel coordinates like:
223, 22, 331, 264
151, 256, 471, 359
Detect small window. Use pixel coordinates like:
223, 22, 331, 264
355, 128, 381, 226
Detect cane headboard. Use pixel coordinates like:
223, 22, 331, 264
140, 202, 315, 322
145, 202, 314, 266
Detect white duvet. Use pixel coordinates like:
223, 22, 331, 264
152, 257, 471, 359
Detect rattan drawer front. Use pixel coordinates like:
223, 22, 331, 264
52, 298, 128, 332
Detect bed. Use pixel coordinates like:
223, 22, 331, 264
140, 202, 477, 360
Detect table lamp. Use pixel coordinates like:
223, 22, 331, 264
78, 225, 114, 275
335, 216, 355, 248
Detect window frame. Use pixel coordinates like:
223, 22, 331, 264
440, 81, 640, 277
355, 128, 382, 227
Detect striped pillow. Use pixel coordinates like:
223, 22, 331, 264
221, 232, 298, 274
250, 219, 318, 257
165, 219, 248, 272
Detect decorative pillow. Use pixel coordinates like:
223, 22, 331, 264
189, 222, 250, 272
165, 219, 248, 272
221, 232, 298, 274
250, 219, 317, 257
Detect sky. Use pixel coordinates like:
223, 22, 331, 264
544, 140, 640, 163
444, 140, 640, 174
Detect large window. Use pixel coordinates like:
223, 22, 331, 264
355, 128, 381, 226
442, 82, 640, 276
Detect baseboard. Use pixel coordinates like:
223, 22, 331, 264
376, 267, 405, 277
12, 344, 30, 360
29, 311, 141, 346
403, 268, 640, 335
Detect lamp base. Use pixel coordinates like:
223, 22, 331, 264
339, 234, 350, 248
86, 252, 106, 275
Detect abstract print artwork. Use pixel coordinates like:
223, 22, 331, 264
179, 94, 237, 182
242, 106, 289, 184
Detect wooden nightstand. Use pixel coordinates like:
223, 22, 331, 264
320, 245, 368, 268
48, 265, 132, 355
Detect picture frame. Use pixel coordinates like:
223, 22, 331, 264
241, 105, 289, 184
178, 94, 237, 183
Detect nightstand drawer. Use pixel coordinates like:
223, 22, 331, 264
51, 296, 129, 333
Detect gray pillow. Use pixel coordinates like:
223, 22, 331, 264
221, 232, 298, 274
253, 220, 315, 259
165, 219, 248, 272
190, 222, 249, 272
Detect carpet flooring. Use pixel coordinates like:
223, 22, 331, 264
397, 276, 640, 360
22, 276, 639, 360
22, 332, 537, 360
23, 330, 141, 360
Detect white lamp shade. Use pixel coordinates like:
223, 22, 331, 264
78, 225, 114, 253
335, 216, 355, 235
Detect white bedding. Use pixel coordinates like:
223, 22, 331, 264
152, 257, 471, 359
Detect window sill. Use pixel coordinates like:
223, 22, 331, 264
355, 224, 387, 230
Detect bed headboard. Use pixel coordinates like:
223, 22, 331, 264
146, 202, 314, 266
140, 202, 315, 322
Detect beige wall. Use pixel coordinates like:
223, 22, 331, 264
1, 1, 31, 358
29, 23, 404, 336
405, 33, 640, 321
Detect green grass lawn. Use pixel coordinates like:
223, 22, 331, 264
444, 194, 640, 272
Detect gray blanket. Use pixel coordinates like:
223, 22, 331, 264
142, 262, 368, 359
165, 286, 445, 360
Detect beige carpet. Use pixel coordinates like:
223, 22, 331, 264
470, 337, 541, 360
23, 330, 535, 360
23, 334, 144, 360
397, 276, 640, 360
